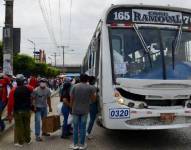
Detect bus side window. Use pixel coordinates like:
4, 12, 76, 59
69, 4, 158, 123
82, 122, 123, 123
92, 52, 95, 68
89, 52, 92, 69
85, 57, 88, 72
95, 35, 101, 77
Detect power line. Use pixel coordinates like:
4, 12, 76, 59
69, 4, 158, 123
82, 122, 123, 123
39, 0, 58, 48
42, 0, 56, 44
68, 0, 73, 47
58, 0, 63, 45
38, 0, 74, 56
48, 0, 54, 41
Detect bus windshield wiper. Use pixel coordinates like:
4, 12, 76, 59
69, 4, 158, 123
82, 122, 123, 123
172, 24, 183, 70
133, 24, 152, 68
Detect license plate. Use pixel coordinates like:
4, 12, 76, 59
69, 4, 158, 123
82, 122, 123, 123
160, 113, 175, 122
109, 108, 130, 119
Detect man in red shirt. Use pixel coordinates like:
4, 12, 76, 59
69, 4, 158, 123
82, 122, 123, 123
0, 73, 11, 131
29, 75, 38, 88
8, 74, 33, 147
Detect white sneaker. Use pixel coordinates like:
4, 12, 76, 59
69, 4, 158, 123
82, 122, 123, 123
27, 139, 32, 145
87, 134, 93, 140
14, 143, 23, 147
79, 143, 87, 150
69, 144, 79, 150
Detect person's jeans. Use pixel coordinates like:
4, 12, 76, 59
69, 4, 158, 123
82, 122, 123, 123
14, 111, 31, 144
73, 114, 88, 145
87, 103, 98, 134
0, 101, 6, 131
61, 104, 70, 136
35, 107, 47, 137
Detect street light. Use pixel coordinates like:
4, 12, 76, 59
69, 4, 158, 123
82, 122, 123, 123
27, 39, 36, 59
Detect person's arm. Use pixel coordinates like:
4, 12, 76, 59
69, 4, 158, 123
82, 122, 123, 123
59, 87, 63, 102
90, 92, 97, 102
70, 95, 74, 108
69, 86, 75, 108
47, 89, 52, 112
63, 98, 70, 107
7, 88, 16, 123
90, 86, 97, 102
26, 85, 34, 111
31, 88, 37, 112
47, 96, 52, 112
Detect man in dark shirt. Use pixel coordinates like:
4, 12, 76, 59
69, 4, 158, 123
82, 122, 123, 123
70, 74, 96, 150
8, 74, 33, 147
60, 78, 72, 138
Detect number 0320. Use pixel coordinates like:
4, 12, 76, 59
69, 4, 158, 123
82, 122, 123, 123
114, 12, 130, 21
109, 108, 130, 119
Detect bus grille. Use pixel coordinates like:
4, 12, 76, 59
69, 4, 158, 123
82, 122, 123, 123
125, 117, 191, 126
116, 88, 187, 106
145, 99, 186, 106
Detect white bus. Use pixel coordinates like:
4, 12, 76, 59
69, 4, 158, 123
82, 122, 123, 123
82, 4, 191, 130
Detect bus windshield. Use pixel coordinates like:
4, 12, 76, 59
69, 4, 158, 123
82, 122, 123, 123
110, 26, 191, 80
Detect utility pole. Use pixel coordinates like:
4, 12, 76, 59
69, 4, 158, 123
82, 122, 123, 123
3, 0, 14, 75
57, 46, 69, 73
27, 39, 36, 59
51, 52, 60, 67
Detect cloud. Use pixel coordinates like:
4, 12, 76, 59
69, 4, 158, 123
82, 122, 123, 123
12, 0, 108, 65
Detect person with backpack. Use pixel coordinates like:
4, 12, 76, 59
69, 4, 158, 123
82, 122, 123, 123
8, 74, 33, 147
0, 73, 11, 132
60, 78, 72, 139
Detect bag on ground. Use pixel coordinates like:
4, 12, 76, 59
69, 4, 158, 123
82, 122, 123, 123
42, 115, 60, 133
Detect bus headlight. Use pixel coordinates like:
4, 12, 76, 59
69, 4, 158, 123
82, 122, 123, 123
113, 89, 146, 108
117, 97, 125, 104
114, 90, 125, 105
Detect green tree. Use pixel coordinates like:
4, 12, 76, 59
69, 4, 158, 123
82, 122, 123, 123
13, 54, 60, 77
13, 54, 36, 77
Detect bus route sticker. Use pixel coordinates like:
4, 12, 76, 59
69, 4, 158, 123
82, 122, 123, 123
109, 108, 130, 119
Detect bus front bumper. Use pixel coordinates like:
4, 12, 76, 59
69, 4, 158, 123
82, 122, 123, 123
103, 103, 191, 130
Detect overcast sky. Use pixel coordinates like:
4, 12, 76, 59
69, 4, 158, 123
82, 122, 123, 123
0, 0, 191, 65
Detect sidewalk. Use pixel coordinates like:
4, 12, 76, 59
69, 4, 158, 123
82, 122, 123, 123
0, 89, 58, 138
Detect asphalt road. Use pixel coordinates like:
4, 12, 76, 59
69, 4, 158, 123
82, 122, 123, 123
1, 95, 191, 150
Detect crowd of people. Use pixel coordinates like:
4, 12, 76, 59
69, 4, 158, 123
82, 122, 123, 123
0, 73, 99, 150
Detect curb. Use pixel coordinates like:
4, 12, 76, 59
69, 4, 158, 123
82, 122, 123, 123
0, 90, 58, 138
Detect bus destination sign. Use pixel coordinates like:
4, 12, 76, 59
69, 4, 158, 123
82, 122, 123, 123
107, 8, 191, 26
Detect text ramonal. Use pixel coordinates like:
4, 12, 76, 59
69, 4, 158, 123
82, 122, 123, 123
132, 10, 182, 24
